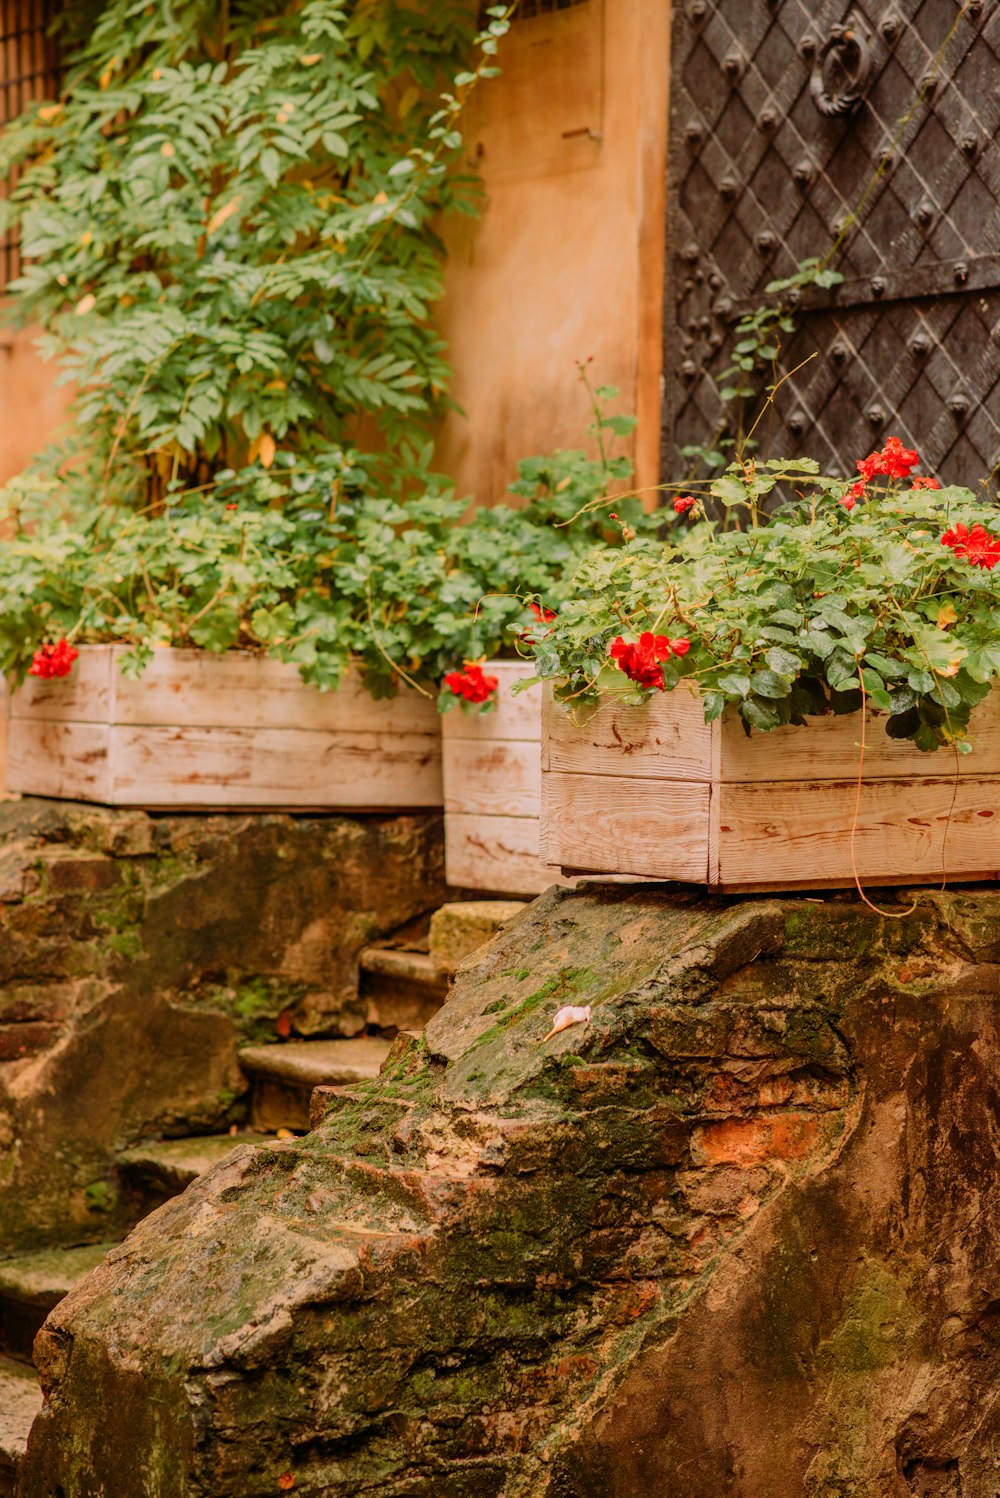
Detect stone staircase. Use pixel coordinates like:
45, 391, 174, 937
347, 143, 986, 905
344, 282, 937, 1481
1, 900, 524, 1496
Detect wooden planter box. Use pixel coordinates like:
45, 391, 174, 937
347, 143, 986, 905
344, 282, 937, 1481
542, 683, 1000, 892
6, 646, 443, 811
442, 660, 569, 895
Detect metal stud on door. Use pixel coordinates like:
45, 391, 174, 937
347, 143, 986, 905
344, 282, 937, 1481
662, 0, 1000, 484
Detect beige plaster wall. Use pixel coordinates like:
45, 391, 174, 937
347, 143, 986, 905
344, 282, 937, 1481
435, 0, 670, 505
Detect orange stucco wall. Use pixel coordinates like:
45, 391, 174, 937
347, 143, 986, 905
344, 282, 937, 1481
435, 0, 671, 505
0, 327, 72, 484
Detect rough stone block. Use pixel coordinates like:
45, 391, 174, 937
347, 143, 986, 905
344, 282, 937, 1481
21, 885, 1000, 1496
0, 798, 445, 1254
427, 899, 527, 974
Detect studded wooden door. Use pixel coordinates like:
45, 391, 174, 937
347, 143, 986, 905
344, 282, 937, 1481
663, 0, 1000, 485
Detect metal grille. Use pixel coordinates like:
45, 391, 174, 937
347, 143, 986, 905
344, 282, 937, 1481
511, 0, 588, 20
0, 0, 60, 293
663, 0, 1000, 486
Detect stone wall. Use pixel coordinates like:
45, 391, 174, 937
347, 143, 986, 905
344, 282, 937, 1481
18, 882, 1000, 1495
0, 798, 446, 1255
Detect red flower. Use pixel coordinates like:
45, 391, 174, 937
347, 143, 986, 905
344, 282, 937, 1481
443, 663, 499, 704
856, 436, 920, 482
911, 476, 941, 491
28, 639, 79, 679
941, 522, 1000, 571
842, 480, 866, 512
673, 495, 697, 514
529, 602, 556, 624
881, 436, 920, 479
610, 632, 689, 690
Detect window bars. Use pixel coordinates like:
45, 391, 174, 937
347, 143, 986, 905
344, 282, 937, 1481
511, 0, 588, 16
0, 0, 60, 293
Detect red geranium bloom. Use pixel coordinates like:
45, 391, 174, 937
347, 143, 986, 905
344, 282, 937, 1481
881, 436, 920, 479
610, 632, 689, 690
444, 663, 499, 704
911, 476, 941, 491
529, 602, 556, 624
941, 522, 1000, 571
856, 436, 920, 482
673, 495, 697, 514
28, 639, 79, 679
842, 480, 867, 512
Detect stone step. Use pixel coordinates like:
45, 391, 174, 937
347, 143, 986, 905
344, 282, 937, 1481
428, 900, 526, 975
0, 1243, 115, 1362
358, 945, 450, 1030
118, 1132, 273, 1214
0, 1354, 42, 1498
239, 1036, 394, 1132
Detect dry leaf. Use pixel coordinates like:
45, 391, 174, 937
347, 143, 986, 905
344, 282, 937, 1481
301, 53, 322, 66
75, 294, 96, 317
275, 1129, 295, 1141
937, 602, 957, 629
259, 433, 276, 469
275, 1010, 293, 1038
278, 1474, 295, 1491
206, 196, 242, 236
542, 1004, 592, 1043
160, 141, 176, 158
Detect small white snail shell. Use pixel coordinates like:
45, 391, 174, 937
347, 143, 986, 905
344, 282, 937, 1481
542, 1004, 592, 1043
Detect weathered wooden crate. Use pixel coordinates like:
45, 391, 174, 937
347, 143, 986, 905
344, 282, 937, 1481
442, 660, 570, 895
541, 683, 1000, 891
6, 646, 443, 811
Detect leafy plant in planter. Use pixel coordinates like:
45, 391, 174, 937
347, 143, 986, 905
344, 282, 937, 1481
0, 0, 523, 689
435, 376, 663, 711
526, 437, 1000, 754
0, 378, 656, 698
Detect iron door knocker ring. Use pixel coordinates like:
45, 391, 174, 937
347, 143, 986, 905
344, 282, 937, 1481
810, 17, 874, 117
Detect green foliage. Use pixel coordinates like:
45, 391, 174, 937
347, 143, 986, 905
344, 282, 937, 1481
0, 0, 502, 498
683, 257, 845, 476
526, 455, 1000, 753
0, 6, 666, 703
0, 382, 659, 697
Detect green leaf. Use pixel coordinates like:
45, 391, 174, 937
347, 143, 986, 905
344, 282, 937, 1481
711, 476, 749, 507
750, 668, 791, 699
741, 697, 782, 731
765, 645, 801, 677
702, 689, 725, 722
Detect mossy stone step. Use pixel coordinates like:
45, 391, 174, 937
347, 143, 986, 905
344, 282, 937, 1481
239, 1037, 394, 1132
359, 945, 449, 1030
0, 1243, 115, 1361
119, 1133, 273, 1207
0, 1355, 42, 1498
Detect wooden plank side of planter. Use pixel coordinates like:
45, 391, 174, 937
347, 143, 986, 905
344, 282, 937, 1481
445, 812, 566, 895
718, 691, 1000, 783
442, 738, 540, 818
106, 647, 439, 735
107, 725, 443, 809
541, 770, 710, 882
8, 649, 114, 724
442, 661, 541, 742
6, 720, 111, 802
715, 776, 1000, 888
543, 687, 716, 782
